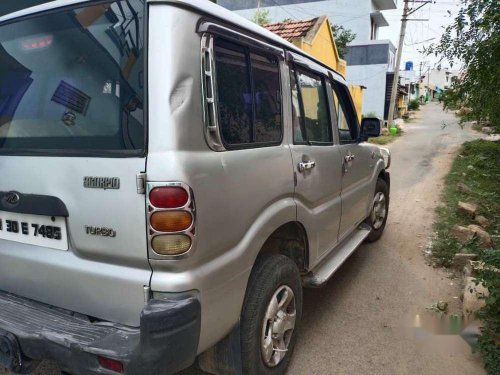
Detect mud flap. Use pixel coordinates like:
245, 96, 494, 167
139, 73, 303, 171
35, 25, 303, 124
0, 329, 35, 374
198, 323, 243, 375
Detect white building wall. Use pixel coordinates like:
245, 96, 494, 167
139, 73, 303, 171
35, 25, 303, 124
233, 0, 377, 42
347, 64, 388, 118
423, 69, 459, 91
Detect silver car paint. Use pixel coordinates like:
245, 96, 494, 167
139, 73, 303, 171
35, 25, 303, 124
0, 0, 387, 356
0, 157, 150, 326
146, 3, 385, 353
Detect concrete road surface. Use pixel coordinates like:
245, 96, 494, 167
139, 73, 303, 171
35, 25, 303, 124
1, 103, 485, 375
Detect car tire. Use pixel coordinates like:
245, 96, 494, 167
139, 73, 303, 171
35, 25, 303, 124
240, 254, 303, 375
365, 178, 389, 242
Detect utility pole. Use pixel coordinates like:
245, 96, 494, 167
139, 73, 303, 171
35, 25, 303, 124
426, 66, 431, 100
386, 0, 410, 125
387, 0, 431, 124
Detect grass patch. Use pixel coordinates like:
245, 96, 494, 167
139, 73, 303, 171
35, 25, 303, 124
431, 139, 500, 374
432, 140, 500, 265
368, 129, 403, 145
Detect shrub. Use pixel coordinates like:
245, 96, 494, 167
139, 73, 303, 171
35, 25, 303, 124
408, 99, 420, 111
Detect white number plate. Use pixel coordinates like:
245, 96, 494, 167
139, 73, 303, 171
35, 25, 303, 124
0, 211, 68, 251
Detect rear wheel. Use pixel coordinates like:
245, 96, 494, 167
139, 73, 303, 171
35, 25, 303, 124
241, 254, 302, 375
365, 178, 389, 242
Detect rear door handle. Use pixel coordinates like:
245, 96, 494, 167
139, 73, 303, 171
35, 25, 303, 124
298, 161, 316, 172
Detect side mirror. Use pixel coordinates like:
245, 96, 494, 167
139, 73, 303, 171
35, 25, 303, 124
360, 117, 382, 141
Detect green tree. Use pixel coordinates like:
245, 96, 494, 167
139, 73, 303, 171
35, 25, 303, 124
426, 0, 500, 129
252, 9, 271, 26
331, 25, 356, 59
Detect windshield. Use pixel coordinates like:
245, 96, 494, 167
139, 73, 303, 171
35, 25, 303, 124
0, 0, 145, 155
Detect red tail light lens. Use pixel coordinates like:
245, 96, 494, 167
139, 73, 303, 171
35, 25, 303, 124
149, 187, 188, 208
98, 356, 124, 373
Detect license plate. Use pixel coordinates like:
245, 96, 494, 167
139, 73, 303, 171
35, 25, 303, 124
0, 211, 68, 251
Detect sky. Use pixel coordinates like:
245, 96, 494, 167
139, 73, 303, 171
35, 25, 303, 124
379, 0, 463, 72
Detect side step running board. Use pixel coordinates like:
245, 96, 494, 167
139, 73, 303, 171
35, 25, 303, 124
302, 224, 371, 288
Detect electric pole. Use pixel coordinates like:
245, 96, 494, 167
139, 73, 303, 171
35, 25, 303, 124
387, 0, 431, 124
386, 0, 410, 125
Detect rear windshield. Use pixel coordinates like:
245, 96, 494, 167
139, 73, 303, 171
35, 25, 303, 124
0, 1, 145, 156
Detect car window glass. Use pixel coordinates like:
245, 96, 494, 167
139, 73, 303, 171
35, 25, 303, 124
0, 0, 145, 154
251, 53, 281, 143
332, 86, 356, 142
214, 40, 252, 144
214, 39, 282, 148
293, 69, 332, 144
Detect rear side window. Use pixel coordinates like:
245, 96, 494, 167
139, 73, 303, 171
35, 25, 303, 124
291, 68, 332, 145
214, 39, 282, 148
0, 0, 145, 155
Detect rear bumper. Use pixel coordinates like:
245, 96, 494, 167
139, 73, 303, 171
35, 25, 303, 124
0, 290, 200, 375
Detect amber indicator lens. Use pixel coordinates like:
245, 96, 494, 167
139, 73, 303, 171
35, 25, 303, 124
152, 234, 192, 255
150, 211, 192, 232
149, 187, 188, 208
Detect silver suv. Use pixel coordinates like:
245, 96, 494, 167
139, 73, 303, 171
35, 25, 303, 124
0, 1, 390, 374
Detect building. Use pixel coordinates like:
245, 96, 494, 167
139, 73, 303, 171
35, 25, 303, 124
422, 68, 459, 99
345, 39, 396, 119
264, 16, 346, 75
218, 1, 397, 44
263, 16, 365, 120
220, 0, 398, 120
399, 63, 420, 103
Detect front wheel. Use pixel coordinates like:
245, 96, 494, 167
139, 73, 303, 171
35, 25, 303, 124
365, 178, 389, 242
240, 254, 303, 375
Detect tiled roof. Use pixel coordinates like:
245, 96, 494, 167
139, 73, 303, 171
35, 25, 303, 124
263, 18, 318, 42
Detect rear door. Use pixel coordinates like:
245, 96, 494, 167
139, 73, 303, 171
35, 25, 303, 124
330, 83, 373, 238
288, 65, 343, 265
0, 0, 150, 326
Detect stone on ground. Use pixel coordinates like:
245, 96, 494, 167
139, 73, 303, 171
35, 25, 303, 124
450, 225, 475, 244
467, 224, 493, 248
474, 215, 489, 229
481, 126, 494, 134
457, 182, 472, 194
484, 134, 500, 142
463, 277, 488, 318
452, 253, 478, 271
457, 201, 477, 217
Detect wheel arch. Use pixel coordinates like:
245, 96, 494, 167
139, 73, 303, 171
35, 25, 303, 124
378, 169, 391, 190
257, 221, 309, 273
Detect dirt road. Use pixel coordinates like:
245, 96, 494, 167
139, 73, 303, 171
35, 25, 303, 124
1, 103, 485, 375
286, 103, 485, 375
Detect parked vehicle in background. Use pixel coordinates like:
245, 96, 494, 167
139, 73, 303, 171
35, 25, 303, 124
0, 1, 390, 374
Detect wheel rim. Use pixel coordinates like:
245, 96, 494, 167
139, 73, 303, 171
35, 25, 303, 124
371, 191, 387, 230
261, 285, 296, 367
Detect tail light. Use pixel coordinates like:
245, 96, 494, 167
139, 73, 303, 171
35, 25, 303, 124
152, 234, 192, 256
149, 186, 188, 208
150, 211, 192, 232
148, 183, 195, 257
